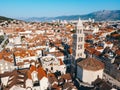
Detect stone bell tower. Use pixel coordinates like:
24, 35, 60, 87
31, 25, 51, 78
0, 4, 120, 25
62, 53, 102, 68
71, 18, 86, 79
72, 18, 86, 60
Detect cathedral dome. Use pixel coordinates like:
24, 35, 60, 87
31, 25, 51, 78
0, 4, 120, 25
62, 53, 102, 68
77, 57, 104, 71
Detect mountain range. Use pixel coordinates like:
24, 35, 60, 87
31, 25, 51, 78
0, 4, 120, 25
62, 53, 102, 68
21, 10, 120, 22
0, 10, 120, 22
0, 16, 13, 23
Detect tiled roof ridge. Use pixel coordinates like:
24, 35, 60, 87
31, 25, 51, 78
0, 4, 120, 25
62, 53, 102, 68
78, 57, 104, 71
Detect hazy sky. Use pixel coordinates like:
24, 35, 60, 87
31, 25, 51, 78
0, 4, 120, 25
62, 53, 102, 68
0, 0, 120, 18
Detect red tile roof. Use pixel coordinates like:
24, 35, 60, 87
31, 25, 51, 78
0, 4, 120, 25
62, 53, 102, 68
30, 65, 36, 72
78, 58, 104, 71
58, 58, 64, 65
115, 49, 120, 55
61, 73, 72, 81
28, 65, 47, 80
37, 67, 47, 80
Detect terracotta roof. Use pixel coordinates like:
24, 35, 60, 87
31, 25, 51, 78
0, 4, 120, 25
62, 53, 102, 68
96, 46, 103, 50
115, 49, 120, 55
69, 48, 72, 54
48, 73, 58, 84
94, 51, 101, 56
27, 71, 32, 79
86, 47, 96, 54
107, 29, 113, 32
16, 62, 24, 66
0, 52, 3, 59
28, 65, 47, 80
6, 70, 27, 89
84, 43, 91, 48
52, 83, 61, 90
61, 73, 72, 81
30, 65, 36, 72
106, 41, 112, 44
63, 82, 76, 90
86, 35, 93, 39
58, 58, 64, 65
77, 58, 104, 71
45, 52, 64, 57
112, 34, 120, 37
24, 60, 30, 63
37, 67, 47, 80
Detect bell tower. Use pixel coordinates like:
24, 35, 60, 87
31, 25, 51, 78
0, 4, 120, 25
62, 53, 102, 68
71, 18, 86, 79
72, 18, 86, 60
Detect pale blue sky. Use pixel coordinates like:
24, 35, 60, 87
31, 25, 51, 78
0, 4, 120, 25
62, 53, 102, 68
0, 0, 120, 18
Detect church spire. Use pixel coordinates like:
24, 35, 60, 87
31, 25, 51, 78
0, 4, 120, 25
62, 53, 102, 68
77, 18, 83, 30
76, 18, 83, 34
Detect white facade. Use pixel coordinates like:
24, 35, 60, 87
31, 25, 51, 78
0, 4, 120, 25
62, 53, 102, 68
0, 60, 14, 74
35, 30, 45, 34
10, 85, 25, 90
92, 26, 99, 34
49, 47, 56, 52
77, 66, 104, 84
31, 71, 38, 82
95, 47, 104, 53
0, 29, 4, 35
9, 38, 14, 43
39, 77, 49, 90
40, 54, 66, 73
103, 41, 113, 49
25, 76, 48, 90
36, 50, 42, 57
1, 76, 9, 86
25, 79, 33, 88
14, 36, 21, 45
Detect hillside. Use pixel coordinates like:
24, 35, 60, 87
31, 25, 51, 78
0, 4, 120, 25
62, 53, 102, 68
21, 10, 120, 22
0, 16, 13, 23
55, 10, 120, 21
1, 10, 120, 22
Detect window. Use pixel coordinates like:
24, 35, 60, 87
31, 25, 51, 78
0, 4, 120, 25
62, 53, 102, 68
51, 67, 53, 70
78, 45, 82, 50
78, 37, 83, 42
78, 53, 82, 57
80, 53, 82, 56
79, 30, 82, 33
